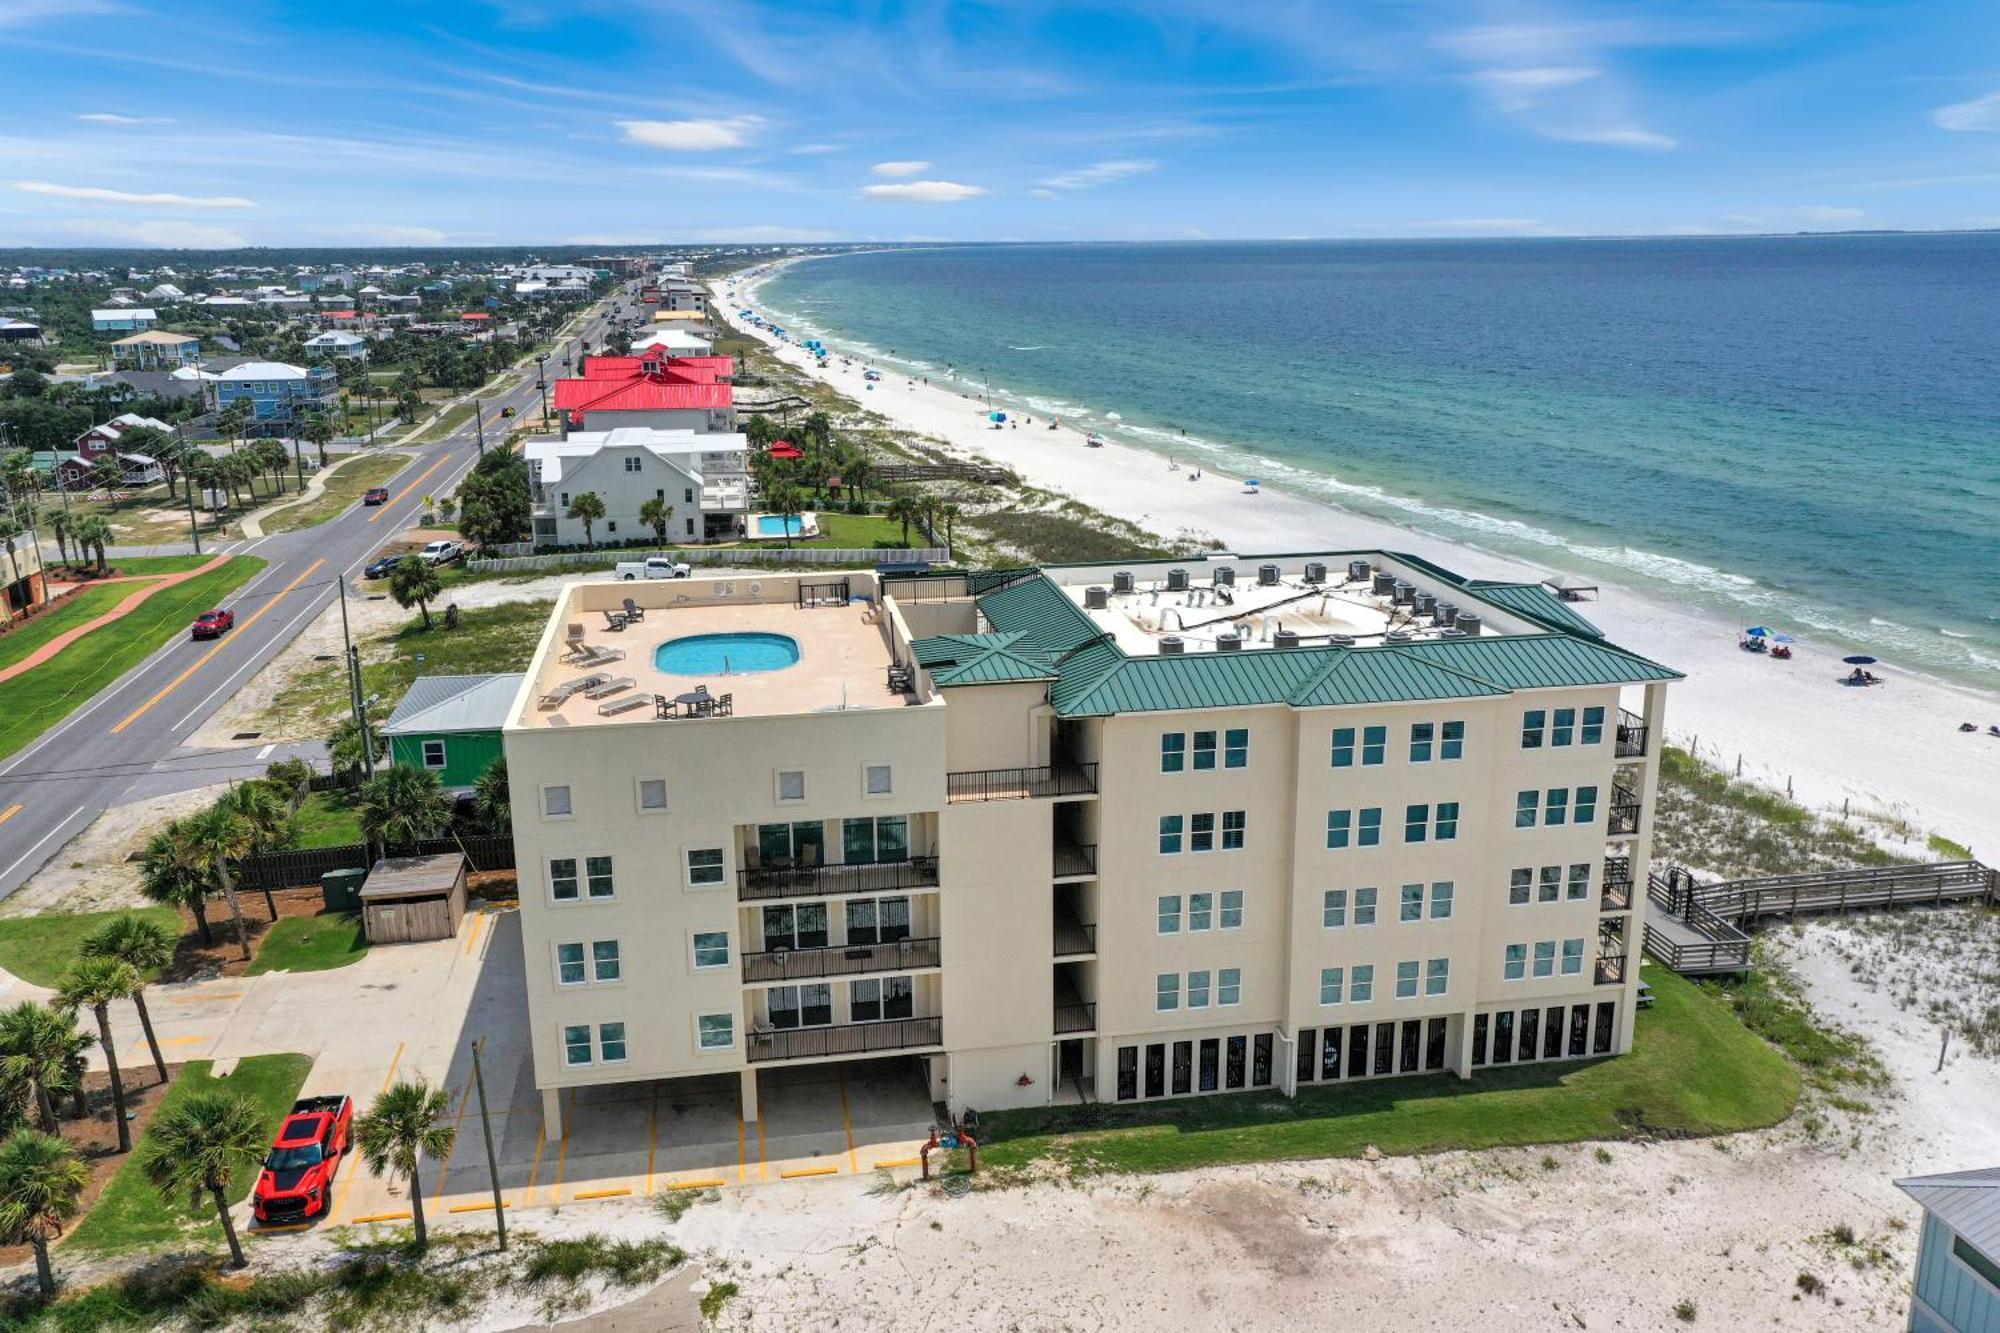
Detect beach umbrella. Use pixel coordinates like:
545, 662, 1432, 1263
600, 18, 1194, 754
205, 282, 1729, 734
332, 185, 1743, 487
989, 411, 1006, 422
1743, 626, 1775, 639
1842, 655, 1877, 665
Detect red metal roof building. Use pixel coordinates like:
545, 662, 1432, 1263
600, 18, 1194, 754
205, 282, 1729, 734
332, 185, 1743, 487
551, 353, 737, 429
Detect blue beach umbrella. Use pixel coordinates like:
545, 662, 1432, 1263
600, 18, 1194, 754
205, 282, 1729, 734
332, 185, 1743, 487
1842, 655, 1877, 666
1743, 626, 1775, 639
989, 411, 1006, 422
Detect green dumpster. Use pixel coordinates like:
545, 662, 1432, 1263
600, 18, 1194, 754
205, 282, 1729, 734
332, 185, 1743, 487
323, 868, 367, 915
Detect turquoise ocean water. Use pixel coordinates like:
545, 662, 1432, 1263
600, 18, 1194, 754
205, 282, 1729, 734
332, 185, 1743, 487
755, 238, 2000, 689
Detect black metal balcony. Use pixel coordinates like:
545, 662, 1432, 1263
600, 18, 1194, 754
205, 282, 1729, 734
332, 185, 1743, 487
742, 936, 940, 984
1594, 955, 1628, 986
1053, 915, 1096, 957
1607, 786, 1641, 836
747, 1015, 943, 1063
1054, 1003, 1097, 1034
737, 854, 939, 902
1615, 709, 1649, 758
946, 761, 1098, 803
1601, 856, 1632, 911
1052, 839, 1097, 879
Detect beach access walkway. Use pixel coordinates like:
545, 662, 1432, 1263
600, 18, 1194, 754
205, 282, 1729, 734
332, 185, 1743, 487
0, 553, 231, 687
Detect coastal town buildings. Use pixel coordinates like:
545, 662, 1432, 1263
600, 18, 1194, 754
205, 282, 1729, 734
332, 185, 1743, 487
109, 330, 201, 369
90, 307, 157, 333
212, 361, 338, 435
503, 553, 1677, 1136
550, 352, 736, 435
524, 426, 751, 546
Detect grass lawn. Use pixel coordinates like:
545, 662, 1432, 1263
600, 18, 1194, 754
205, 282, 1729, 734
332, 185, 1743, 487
0, 906, 181, 987
809, 512, 908, 547
244, 914, 368, 976
0, 555, 265, 761
293, 788, 363, 847
259, 452, 412, 535
0, 583, 131, 673
978, 968, 1800, 1176
97, 555, 213, 576
64, 1053, 312, 1255
413, 399, 476, 442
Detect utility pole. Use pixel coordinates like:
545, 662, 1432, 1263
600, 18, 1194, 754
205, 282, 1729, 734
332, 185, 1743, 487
534, 353, 548, 425
471, 1040, 507, 1250
473, 397, 485, 456
339, 579, 375, 780
176, 425, 201, 554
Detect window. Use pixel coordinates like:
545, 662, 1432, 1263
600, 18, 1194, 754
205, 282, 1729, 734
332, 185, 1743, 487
1354, 887, 1378, 926
1221, 810, 1246, 850
769, 983, 832, 1029
1322, 889, 1347, 928
1404, 804, 1428, 844
556, 942, 586, 985
850, 976, 914, 1021
1426, 958, 1450, 996
1188, 892, 1213, 932
842, 816, 908, 864
1435, 801, 1459, 841
1157, 895, 1182, 934
592, 940, 621, 982
1400, 884, 1424, 923
1504, 943, 1526, 980
1219, 890, 1243, 929
1567, 863, 1591, 901
1521, 710, 1546, 748
1410, 723, 1434, 763
697, 1013, 735, 1051
1539, 865, 1562, 903
549, 857, 579, 902
1951, 1235, 2000, 1294
1580, 706, 1605, 746
1441, 720, 1465, 760
776, 770, 806, 802
1574, 786, 1599, 825
1533, 940, 1556, 978
562, 1024, 593, 1066
1545, 787, 1569, 826
692, 931, 729, 970
1350, 964, 1374, 1002
864, 764, 893, 796
420, 739, 447, 769
1331, 727, 1355, 768
1218, 968, 1241, 1006
1190, 812, 1215, 853
1515, 790, 1540, 828
1161, 732, 1186, 773
1159, 814, 1184, 855
1510, 868, 1533, 906
637, 778, 669, 812
1320, 967, 1344, 1004
1362, 725, 1386, 765
1358, 808, 1382, 846
1561, 938, 1584, 976
1395, 961, 1419, 999
542, 784, 572, 818
1552, 707, 1575, 747
686, 848, 725, 889
1155, 973, 1180, 1011
1326, 810, 1352, 849
598, 1022, 627, 1063
846, 897, 910, 946
1224, 728, 1249, 768
1186, 969, 1211, 1008
1430, 882, 1454, 919
585, 855, 615, 898
623, 455, 643, 472
1192, 730, 1216, 770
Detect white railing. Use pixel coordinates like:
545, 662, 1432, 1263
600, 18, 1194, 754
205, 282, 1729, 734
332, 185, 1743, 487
467, 546, 950, 574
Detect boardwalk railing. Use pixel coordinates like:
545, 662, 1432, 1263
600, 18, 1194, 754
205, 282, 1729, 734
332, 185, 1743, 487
1690, 860, 1997, 924
1642, 870, 1752, 973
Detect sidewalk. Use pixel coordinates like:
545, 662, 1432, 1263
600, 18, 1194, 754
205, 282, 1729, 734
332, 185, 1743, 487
0, 553, 231, 686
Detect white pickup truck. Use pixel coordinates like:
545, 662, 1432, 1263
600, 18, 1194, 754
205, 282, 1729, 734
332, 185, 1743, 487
615, 556, 692, 581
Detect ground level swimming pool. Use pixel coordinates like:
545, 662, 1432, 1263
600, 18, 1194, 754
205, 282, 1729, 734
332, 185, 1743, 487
654, 631, 802, 675
751, 511, 820, 538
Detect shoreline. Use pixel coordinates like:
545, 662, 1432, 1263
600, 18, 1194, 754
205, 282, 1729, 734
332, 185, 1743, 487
720, 260, 2000, 856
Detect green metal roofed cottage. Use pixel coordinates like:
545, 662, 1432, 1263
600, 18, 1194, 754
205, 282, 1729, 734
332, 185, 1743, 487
380, 673, 523, 791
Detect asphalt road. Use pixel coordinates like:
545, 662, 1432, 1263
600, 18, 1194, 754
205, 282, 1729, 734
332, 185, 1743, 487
0, 287, 635, 900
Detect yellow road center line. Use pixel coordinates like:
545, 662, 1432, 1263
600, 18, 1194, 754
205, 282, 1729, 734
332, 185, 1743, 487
368, 455, 449, 522
353, 1211, 413, 1225
644, 1083, 659, 1196
838, 1068, 858, 1176
0, 805, 22, 828
573, 1187, 630, 1200
448, 1200, 511, 1214
671, 1178, 727, 1191
111, 558, 325, 734
872, 1157, 921, 1169
780, 1164, 839, 1179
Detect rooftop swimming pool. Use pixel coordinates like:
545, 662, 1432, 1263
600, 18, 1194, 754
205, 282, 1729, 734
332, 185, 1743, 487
654, 631, 802, 676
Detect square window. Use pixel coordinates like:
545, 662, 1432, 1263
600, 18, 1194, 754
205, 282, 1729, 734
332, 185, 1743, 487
1533, 941, 1556, 978
692, 931, 730, 969
1320, 967, 1344, 1005
1326, 809, 1351, 849
1521, 710, 1546, 749
1159, 814, 1184, 855
1431, 881, 1454, 919
549, 857, 579, 902
1441, 720, 1465, 760
1515, 790, 1539, 828
1404, 803, 1428, 843
1322, 889, 1347, 928
1539, 866, 1562, 903
1545, 788, 1569, 826
1510, 868, 1532, 906
562, 1024, 592, 1066
598, 1022, 627, 1063
555, 942, 586, 985
1221, 810, 1246, 850
1192, 730, 1217, 770
1331, 727, 1355, 768
1358, 808, 1382, 847
1188, 892, 1213, 931
1157, 894, 1182, 934
420, 739, 447, 769
592, 940, 621, 982
1574, 786, 1599, 825
1410, 723, 1434, 763
1218, 968, 1241, 1006
864, 764, 893, 796
1161, 732, 1186, 773
1351, 964, 1375, 1002
1224, 728, 1249, 768
1552, 707, 1575, 747
1425, 958, 1449, 996
637, 778, 668, 812
776, 770, 806, 802
1186, 969, 1211, 1008
1561, 938, 1584, 976
1395, 961, 1419, 999
1504, 943, 1527, 980
1567, 864, 1591, 900
686, 848, 725, 889
1155, 973, 1180, 1012
1580, 706, 1605, 746
543, 784, 573, 818
1219, 890, 1243, 929
1354, 887, 1378, 926
1190, 812, 1215, 853
697, 1013, 734, 1050
585, 855, 615, 898
1361, 726, 1386, 765
1435, 801, 1459, 840
1400, 884, 1424, 923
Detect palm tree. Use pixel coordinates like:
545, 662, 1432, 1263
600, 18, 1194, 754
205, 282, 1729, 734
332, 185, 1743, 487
638, 496, 674, 546
0, 1003, 81, 1134
216, 398, 253, 452
353, 1080, 456, 1252
217, 781, 295, 919
356, 765, 452, 860
329, 712, 384, 784
80, 914, 174, 1085
886, 494, 925, 546
55, 959, 139, 1154
89, 455, 126, 507
935, 501, 962, 554
141, 820, 216, 947
72, 515, 111, 574
140, 1091, 264, 1269
840, 445, 874, 507
179, 803, 255, 960
766, 481, 806, 550
388, 555, 444, 631
301, 412, 335, 469
0, 1129, 89, 1298
473, 756, 510, 833
47, 507, 72, 568
565, 491, 606, 549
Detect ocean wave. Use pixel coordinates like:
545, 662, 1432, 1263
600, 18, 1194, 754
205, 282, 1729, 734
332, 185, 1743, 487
1008, 344, 1050, 351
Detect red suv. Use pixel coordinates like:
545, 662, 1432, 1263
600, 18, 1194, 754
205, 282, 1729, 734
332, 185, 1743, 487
363, 486, 390, 506
254, 1095, 353, 1225
190, 609, 234, 640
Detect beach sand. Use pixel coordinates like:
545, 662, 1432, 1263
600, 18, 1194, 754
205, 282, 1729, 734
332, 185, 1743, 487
723, 262, 2000, 858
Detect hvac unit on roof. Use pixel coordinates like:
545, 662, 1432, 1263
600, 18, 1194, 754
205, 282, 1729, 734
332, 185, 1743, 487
1273, 628, 1301, 649
1412, 591, 1435, 616
1371, 570, 1396, 596
1392, 580, 1415, 605
1158, 636, 1186, 655
1433, 601, 1458, 627
1258, 563, 1280, 586
1214, 632, 1244, 652
1303, 561, 1327, 585
1213, 567, 1235, 587
1453, 612, 1482, 636
1347, 559, 1373, 584
1084, 585, 1109, 610
1166, 568, 1189, 592
1112, 570, 1135, 595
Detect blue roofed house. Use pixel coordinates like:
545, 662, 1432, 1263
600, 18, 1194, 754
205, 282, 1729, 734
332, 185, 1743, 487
212, 360, 337, 435
1899, 1168, 2000, 1333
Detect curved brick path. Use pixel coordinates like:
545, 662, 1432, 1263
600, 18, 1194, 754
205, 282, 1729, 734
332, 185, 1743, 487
0, 553, 231, 686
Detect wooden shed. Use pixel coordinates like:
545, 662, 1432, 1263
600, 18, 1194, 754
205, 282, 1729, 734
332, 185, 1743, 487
360, 854, 468, 944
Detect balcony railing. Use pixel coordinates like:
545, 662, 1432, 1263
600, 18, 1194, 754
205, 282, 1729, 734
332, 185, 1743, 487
946, 761, 1098, 803
1053, 918, 1096, 957
1594, 955, 1628, 986
1054, 1003, 1097, 1034
1615, 709, 1650, 758
1607, 786, 1641, 836
747, 1015, 943, 1063
1052, 840, 1098, 879
742, 936, 940, 984
1601, 856, 1632, 911
737, 854, 940, 902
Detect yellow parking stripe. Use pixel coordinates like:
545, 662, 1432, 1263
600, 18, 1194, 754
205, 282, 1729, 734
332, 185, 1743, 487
736, 1117, 746, 1183
574, 1187, 630, 1200
449, 1200, 511, 1214
671, 1177, 727, 1191
872, 1157, 921, 1169
780, 1164, 838, 1180
354, 1211, 413, 1224
329, 1041, 405, 1223
522, 1120, 548, 1208
251, 1223, 312, 1235
461, 910, 485, 956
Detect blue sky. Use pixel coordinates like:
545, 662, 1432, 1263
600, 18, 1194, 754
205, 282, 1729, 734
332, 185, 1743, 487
1, 0, 1997, 247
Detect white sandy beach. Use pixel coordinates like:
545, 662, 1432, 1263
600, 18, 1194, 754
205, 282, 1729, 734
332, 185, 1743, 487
722, 262, 2000, 859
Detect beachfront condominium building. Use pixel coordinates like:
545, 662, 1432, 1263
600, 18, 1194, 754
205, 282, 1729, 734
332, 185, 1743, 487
504, 553, 1678, 1137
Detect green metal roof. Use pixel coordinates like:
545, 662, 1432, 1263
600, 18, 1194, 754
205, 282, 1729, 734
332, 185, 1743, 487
976, 577, 1103, 657
1462, 581, 1605, 638
1289, 650, 1512, 706
1394, 635, 1678, 690
910, 632, 1058, 686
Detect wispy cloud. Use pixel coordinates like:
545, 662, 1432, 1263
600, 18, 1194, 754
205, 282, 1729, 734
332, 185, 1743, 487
0, 0, 118, 27
1723, 205, 1864, 228
76, 112, 174, 125
63, 217, 251, 247
1468, 65, 1599, 112
1546, 126, 1677, 151
616, 116, 764, 151
305, 222, 449, 244
862, 180, 986, 203
10, 180, 256, 208
791, 142, 844, 155
1934, 91, 2000, 132
1037, 159, 1156, 191
870, 160, 931, 177
1442, 14, 1676, 152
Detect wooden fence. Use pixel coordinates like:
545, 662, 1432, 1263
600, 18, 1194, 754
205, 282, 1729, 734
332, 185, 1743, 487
236, 833, 516, 890
467, 546, 950, 575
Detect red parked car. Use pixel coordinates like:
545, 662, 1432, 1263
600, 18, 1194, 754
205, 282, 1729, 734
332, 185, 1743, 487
362, 486, 390, 506
190, 609, 234, 640
253, 1095, 354, 1224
